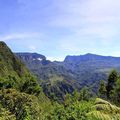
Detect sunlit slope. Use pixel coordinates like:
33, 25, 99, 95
0, 41, 51, 119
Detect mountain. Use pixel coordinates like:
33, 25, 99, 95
1, 42, 120, 119
64, 53, 120, 70
0, 42, 51, 119
63, 53, 120, 86
16, 52, 120, 100
0, 42, 44, 94
16, 53, 80, 101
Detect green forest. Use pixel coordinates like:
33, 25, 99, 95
0, 41, 120, 120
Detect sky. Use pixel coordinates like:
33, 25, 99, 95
0, 0, 120, 61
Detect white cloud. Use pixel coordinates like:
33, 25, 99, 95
1, 0, 120, 59
22, 0, 120, 58
50, 0, 120, 25
0, 32, 41, 41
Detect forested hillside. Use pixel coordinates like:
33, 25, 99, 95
0, 42, 51, 119
0, 41, 120, 120
16, 53, 81, 101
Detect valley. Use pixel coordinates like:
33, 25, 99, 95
16, 52, 120, 100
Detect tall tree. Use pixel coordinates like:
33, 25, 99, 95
79, 87, 90, 101
106, 70, 118, 99
111, 78, 120, 105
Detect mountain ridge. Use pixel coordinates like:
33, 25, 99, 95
16, 52, 120, 100
1, 41, 120, 119
16, 52, 120, 62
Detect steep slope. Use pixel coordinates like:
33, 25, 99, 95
0, 42, 51, 119
16, 53, 81, 100
0, 42, 29, 77
0, 42, 31, 90
0, 42, 42, 95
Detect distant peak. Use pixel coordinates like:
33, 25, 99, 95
84, 53, 98, 56
0, 41, 12, 53
85, 53, 93, 55
16, 52, 46, 62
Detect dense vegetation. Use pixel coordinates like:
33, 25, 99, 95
0, 41, 120, 120
0, 42, 51, 119
99, 70, 120, 106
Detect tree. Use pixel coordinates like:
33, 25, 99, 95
64, 93, 71, 107
99, 80, 107, 99
111, 78, 120, 105
21, 75, 41, 96
106, 70, 118, 99
79, 87, 90, 101
72, 89, 79, 102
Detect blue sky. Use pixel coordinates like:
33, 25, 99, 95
0, 0, 120, 61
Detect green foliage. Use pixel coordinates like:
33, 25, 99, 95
0, 42, 52, 120
50, 99, 94, 120
79, 87, 90, 101
0, 74, 21, 89
1, 42, 120, 120
106, 70, 118, 99
87, 98, 120, 120
42, 79, 75, 102
21, 74, 42, 96
0, 106, 16, 120
99, 80, 107, 99
111, 78, 120, 106
0, 89, 41, 120
100, 69, 120, 106
48, 89, 120, 120
72, 89, 79, 102
48, 89, 94, 120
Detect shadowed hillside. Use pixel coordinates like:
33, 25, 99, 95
16, 52, 120, 100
